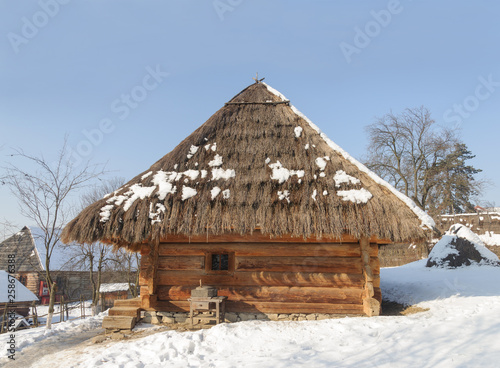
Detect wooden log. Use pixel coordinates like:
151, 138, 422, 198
236, 256, 362, 273
370, 257, 381, 275
102, 316, 136, 330
154, 231, 390, 245
363, 298, 380, 317
142, 256, 205, 271
360, 237, 380, 316
157, 285, 363, 304
149, 270, 365, 288
157, 242, 372, 257
149, 300, 365, 314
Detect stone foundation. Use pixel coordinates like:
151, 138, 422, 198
141, 311, 353, 324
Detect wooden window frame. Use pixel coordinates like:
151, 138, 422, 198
205, 252, 235, 275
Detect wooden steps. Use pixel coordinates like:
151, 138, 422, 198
108, 306, 141, 320
114, 298, 141, 308
103, 298, 143, 330
102, 316, 137, 330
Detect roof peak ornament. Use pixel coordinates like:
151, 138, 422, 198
252, 72, 265, 84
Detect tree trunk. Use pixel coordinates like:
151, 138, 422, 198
46, 282, 57, 329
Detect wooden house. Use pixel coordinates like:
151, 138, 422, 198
0, 226, 93, 302
62, 81, 435, 321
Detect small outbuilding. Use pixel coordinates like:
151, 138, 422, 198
99, 283, 134, 309
62, 81, 434, 321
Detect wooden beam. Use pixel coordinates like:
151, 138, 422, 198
147, 270, 366, 288
360, 237, 380, 316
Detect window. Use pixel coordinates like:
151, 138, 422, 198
205, 252, 234, 274
212, 254, 229, 271
18, 275, 27, 286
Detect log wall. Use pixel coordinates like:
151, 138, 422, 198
139, 233, 381, 316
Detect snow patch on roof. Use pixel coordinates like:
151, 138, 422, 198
153, 171, 177, 200
212, 168, 236, 180
262, 82, 435, 230
315, 156, 330, 171
99, 283, 131, 293
122, 184, 156, 211
334, 170, 361, 187
187, 145, 199, 159
0, 270, 38, 303
211, 187, 221, 200
278, 190, 290, 203
268, 161, 305, 184
181, 186, 197, 201
337, 188, 373, 204
141, 171, 153, 180
294, 126, 303, 138
208, 154, 223, 167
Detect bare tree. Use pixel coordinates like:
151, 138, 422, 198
67, 177, 125, 315
0, 219, 18, 242
365, 107, 483, 216
366, 106, 457, 210
2, 140, 105, 329
112, 249, 140, 298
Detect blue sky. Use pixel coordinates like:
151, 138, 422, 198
1, 0, 500, 229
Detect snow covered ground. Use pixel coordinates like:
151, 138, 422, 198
2, 261, 500, 367
35, 300, 95, 324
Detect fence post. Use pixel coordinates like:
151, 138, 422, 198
1, 304, 7, 334
31, 301, 38, 327
60, 296, 64, 323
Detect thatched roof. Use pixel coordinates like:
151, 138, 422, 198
62, 82, 435, 250
0, 226, 76, 271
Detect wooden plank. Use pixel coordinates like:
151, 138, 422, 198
236, 256, 363, 273
157, 243, 367, 257
157, 285, 363, 304
151, 300, 365, 314
142, 256, 205, 271
154, 231, 390, 244
150, 270, 365, 288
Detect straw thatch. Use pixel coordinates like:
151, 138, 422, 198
62, 82, 433, 250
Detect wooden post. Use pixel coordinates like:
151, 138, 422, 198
1, 304, 7, 334
61, 296, 65, 322
31, 301, 39, 327
142, 240, 159, 310
360, 237, 380, 316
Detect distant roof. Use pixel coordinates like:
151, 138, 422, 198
0, 226, 77, 272
99, 283, 131, 293
0, 270, 38, 303
63, 82, 435, 250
